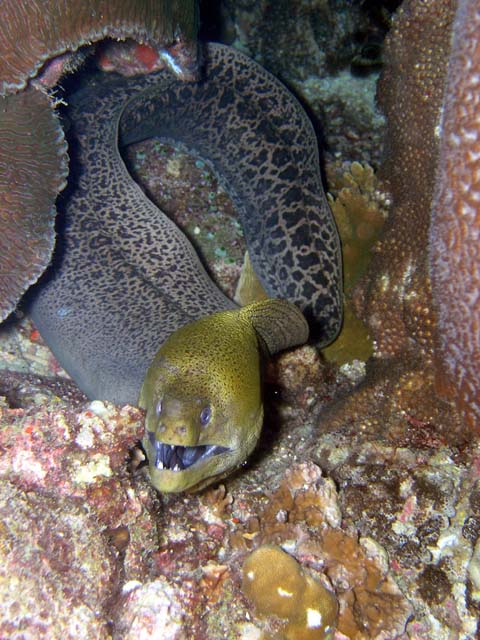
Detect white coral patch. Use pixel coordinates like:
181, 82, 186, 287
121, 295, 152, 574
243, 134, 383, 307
72, 453, 112, 483
306, 607, 323, 628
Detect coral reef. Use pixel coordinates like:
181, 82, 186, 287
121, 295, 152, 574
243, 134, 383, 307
232, 462, 413, 639
0, 481, 116, 639
0, 0, 197, 93
1, 0, 480, 636
0, 0, 196, 322
358, 0, 454, 360
342, 0, 479, 439
0, 381, 158, 639
1, 323, 480, 636
327, 162, 389, 291
0, 87, 68, 323
428, 0, 480, 432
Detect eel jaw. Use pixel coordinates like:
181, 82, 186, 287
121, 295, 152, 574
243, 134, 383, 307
145, 430, 232, 492
149, 432, 230, 472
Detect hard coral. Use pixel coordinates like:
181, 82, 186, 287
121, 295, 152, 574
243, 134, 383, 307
357, 0, 455, 359
242, 544, 338, 640
324, 161, 389, 365
0, 480, 116, 640
0, 0, 197, 322
347, 0, 479, 438
0, 382, 169, 635
0, 87, 68, 321
429, 0, 480, 432
0, 0, 197, 94
235, 462, 412, 640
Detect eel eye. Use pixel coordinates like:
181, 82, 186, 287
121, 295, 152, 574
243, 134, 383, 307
200, 406, 212, 426
155, 399, 163, 417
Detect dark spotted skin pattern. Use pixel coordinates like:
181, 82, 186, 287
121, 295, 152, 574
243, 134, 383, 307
29, 43, 342, 405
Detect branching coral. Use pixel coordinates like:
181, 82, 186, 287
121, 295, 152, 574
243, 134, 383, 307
328, 161, 388, 291
323, 161, 389, 364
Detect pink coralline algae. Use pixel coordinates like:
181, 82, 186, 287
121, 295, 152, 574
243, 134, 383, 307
0, 392, 155, 639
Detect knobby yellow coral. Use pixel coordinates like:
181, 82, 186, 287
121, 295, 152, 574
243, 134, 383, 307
323, 161, 389, 364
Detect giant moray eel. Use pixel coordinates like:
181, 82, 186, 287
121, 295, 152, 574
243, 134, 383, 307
29, 43, 342, 491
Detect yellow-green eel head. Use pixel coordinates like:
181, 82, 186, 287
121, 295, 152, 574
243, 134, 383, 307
139, 299, 309, 493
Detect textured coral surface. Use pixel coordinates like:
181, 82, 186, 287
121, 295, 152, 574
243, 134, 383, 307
323, 161, 389, 365
1, 0, 480, 638
345, 0, 478, 440
0, 0, 196, 323
358, 0, 455, 360
1, 319, 480, 638
242, 544, 338, 639
0, 87, 68, 321
0, 0, 196, 94
429, 0, 480, 432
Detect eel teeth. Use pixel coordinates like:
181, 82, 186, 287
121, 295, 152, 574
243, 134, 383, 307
147, 431, 229, 472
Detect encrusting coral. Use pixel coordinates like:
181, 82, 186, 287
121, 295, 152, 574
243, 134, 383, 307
232, 462, 413, 639
242, 544, 338, 640
357, 0, 455, 363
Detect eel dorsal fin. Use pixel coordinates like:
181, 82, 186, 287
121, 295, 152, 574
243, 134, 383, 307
240, 299, 309, 356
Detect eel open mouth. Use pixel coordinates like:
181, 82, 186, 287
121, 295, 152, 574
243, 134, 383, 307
147, 430, 230, 472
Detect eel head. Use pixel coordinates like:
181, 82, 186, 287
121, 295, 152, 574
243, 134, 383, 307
139, 308, 265, 492
142, 389, 263, 492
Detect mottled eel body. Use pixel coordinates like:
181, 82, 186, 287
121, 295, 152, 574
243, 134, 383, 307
29, 43, 342, 490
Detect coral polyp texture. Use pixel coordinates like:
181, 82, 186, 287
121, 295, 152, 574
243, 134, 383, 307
429, 0, 480, 432
242, 544, 338, 640
0, 0, 196, 322
351, 0, 479, 437
358, 0, 454, 359
0, 87, 68, 322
